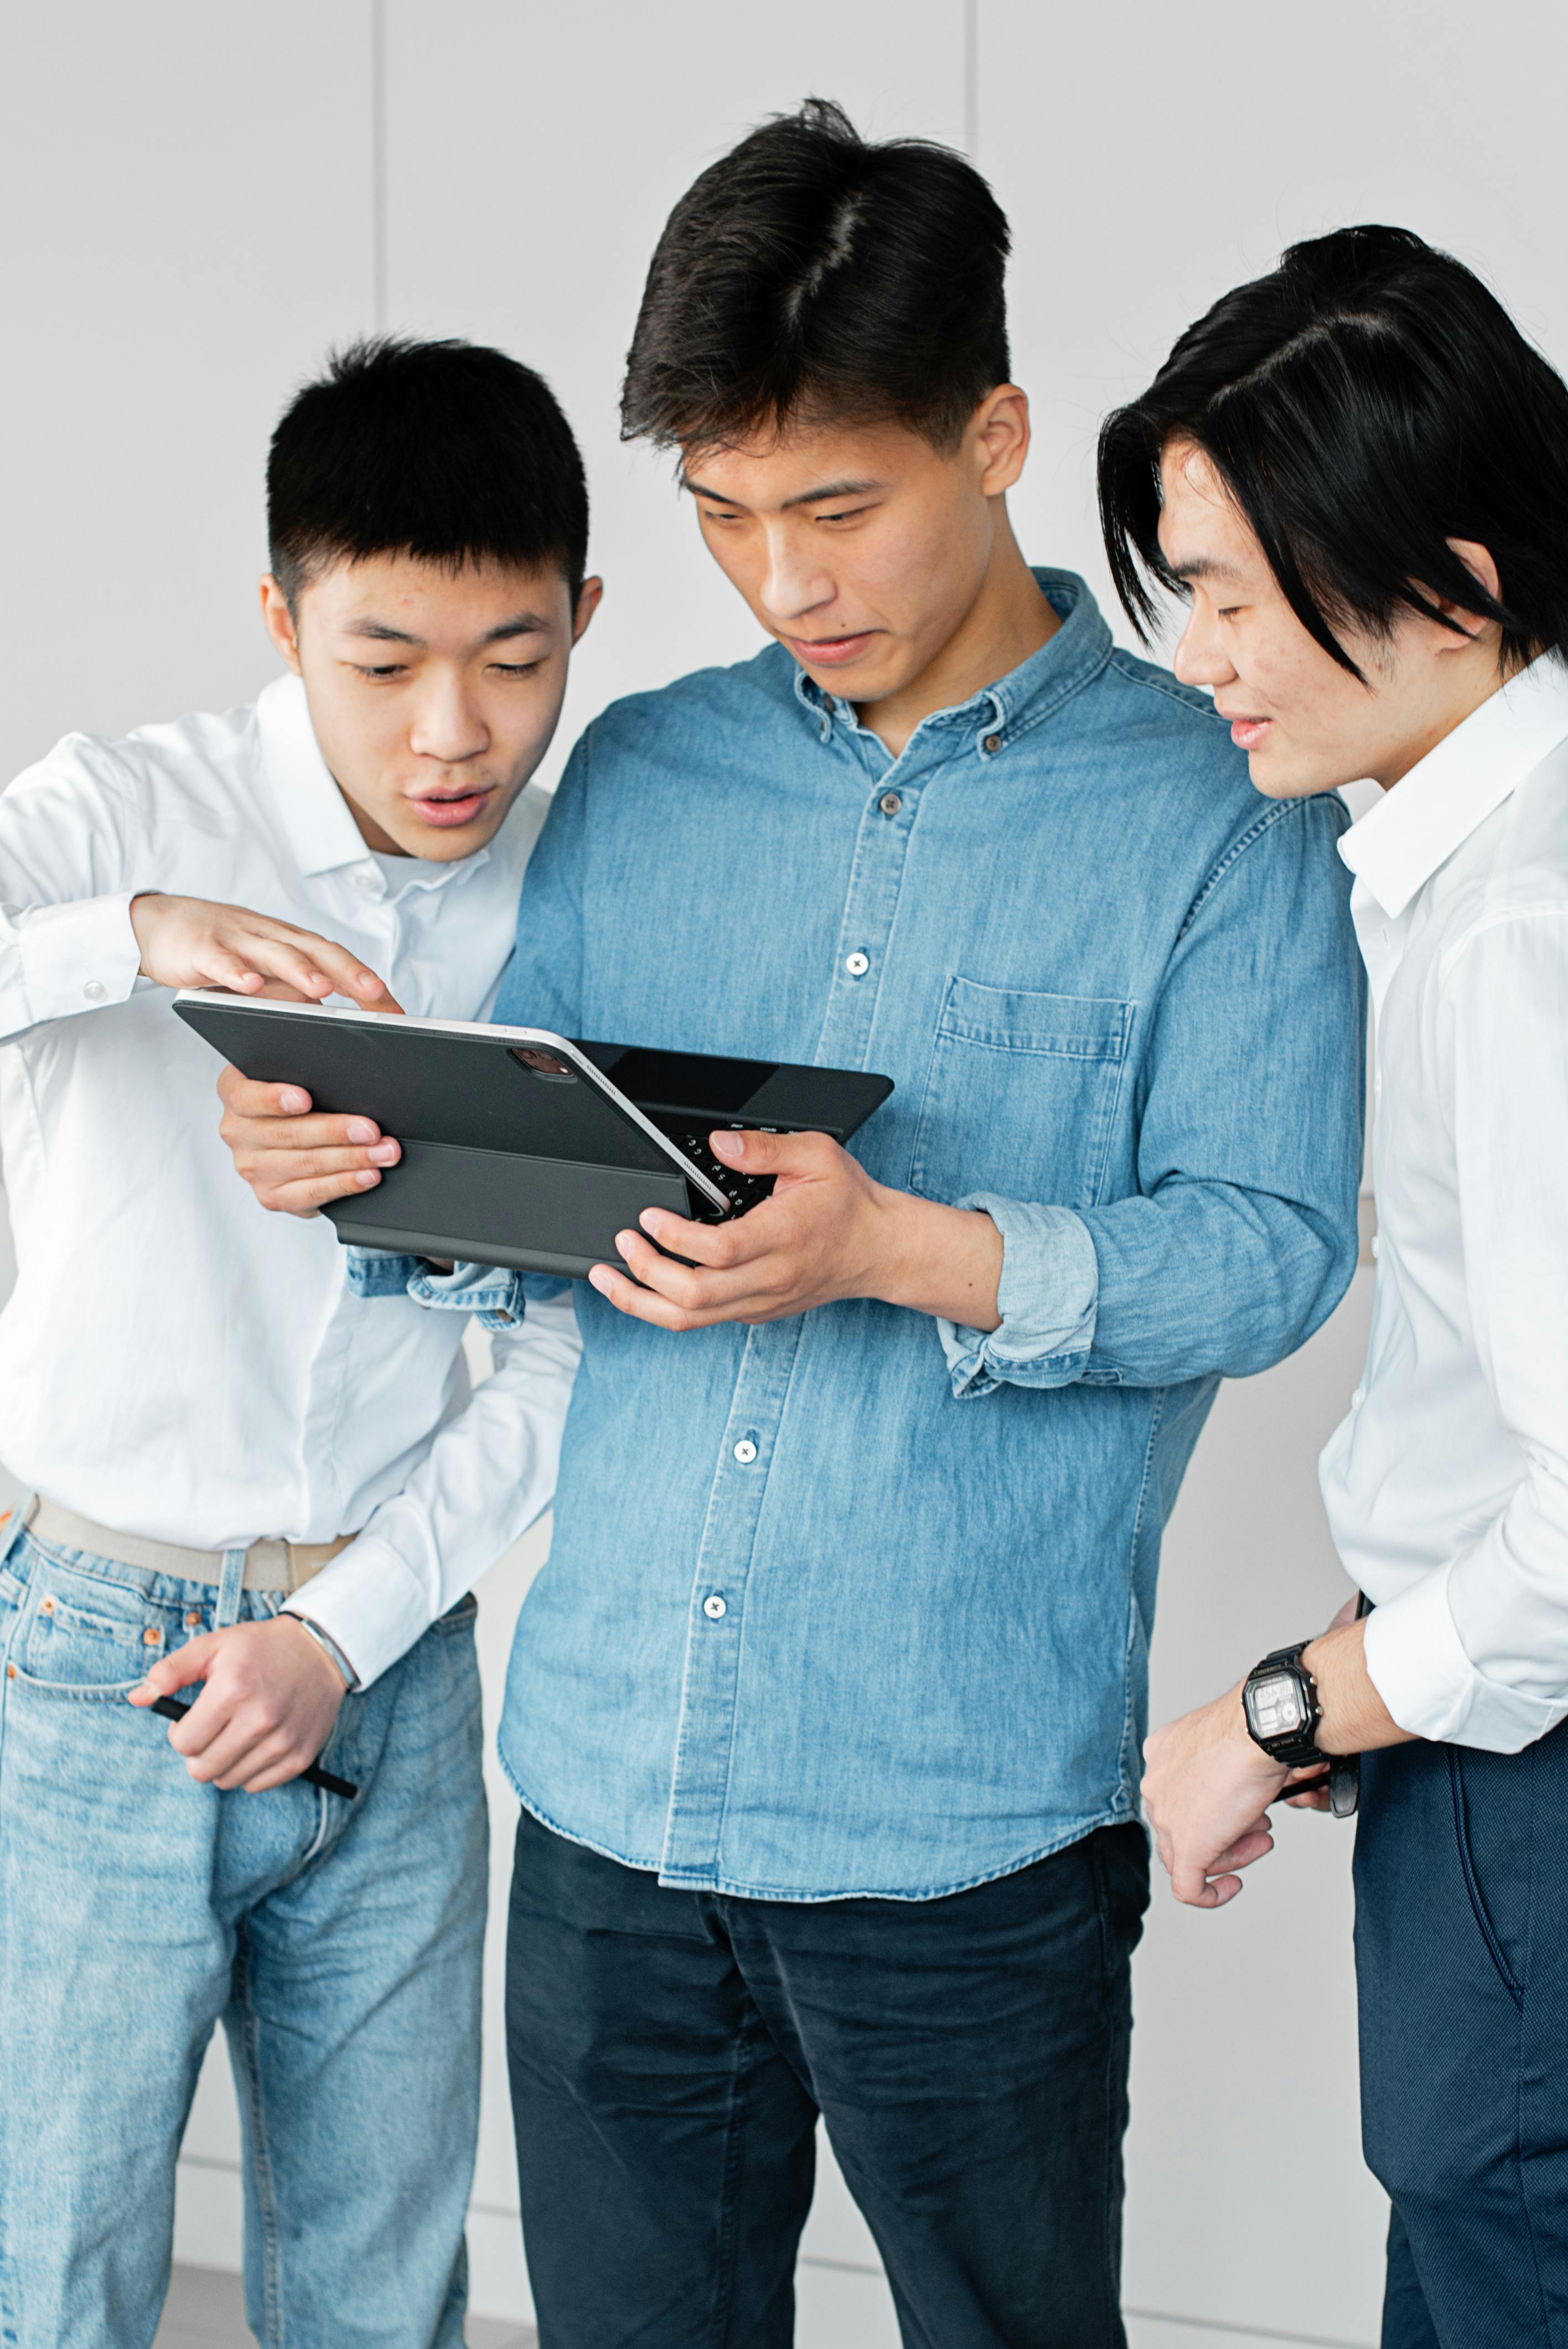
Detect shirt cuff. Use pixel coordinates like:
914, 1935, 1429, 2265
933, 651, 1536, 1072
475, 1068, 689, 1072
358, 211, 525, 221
936, 1195, 1099, 1398
18, 892, 142, 1025
282, 1534, 428, 1693
408, 1259, 524, 1331
1363, 1567, 1562, 1752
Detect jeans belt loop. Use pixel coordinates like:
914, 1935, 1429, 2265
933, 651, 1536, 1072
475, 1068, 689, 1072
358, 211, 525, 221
215, 1546, 247, 1630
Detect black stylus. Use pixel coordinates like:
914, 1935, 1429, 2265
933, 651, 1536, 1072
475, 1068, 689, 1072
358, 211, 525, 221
146, 1694, 358, 1799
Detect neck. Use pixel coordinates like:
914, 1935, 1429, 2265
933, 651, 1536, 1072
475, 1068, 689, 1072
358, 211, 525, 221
857, 509, 1059, 756
1376, 641, 1517, 790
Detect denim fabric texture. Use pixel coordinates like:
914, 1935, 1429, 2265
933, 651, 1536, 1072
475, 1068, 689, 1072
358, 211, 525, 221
505, 1806, 1150, 2349
1356, 1726, 1568, 2347
0, 1514, 487, 2349
378, 571, 1364, 1900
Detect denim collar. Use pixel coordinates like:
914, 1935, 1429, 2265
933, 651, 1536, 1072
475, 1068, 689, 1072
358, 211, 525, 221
790, 567, 1113, 755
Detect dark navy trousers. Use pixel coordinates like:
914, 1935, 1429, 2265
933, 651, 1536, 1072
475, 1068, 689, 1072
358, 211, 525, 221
1356, 1726, 1568, 2348
504, 1806, 1149, 2349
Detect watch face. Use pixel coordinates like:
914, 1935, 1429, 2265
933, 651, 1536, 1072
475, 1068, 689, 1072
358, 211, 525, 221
1249, 1670, 1308, 1739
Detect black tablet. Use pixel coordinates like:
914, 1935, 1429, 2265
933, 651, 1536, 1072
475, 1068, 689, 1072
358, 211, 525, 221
174, 992, 894, 1278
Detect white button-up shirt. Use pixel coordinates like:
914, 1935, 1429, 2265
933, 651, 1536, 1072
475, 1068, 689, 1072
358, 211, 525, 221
0, 675, 579, 1685
1320, 655, 1568, 1751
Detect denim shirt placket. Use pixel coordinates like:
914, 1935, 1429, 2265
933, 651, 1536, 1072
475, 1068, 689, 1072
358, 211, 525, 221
656, 681, 1008, 1887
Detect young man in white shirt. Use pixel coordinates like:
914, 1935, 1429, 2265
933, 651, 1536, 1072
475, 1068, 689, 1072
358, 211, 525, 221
0, 335, 592, 2348
1110, 228, 1568, 2347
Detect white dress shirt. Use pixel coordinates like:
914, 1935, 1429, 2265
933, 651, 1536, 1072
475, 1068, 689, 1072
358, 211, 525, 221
1320, 654, 1568, 1751
0, 674, 579, 1686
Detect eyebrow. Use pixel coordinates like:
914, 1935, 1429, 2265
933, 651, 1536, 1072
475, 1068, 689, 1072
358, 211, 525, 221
1164, 556, 1243, 585
680, 474, 889, 513
342, 611, 556, 648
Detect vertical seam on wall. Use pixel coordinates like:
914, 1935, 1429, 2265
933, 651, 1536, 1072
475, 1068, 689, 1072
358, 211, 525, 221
370, 0, 388, 328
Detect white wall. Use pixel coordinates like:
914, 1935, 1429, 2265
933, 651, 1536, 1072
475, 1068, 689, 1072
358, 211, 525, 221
7, 3, 1566, 2340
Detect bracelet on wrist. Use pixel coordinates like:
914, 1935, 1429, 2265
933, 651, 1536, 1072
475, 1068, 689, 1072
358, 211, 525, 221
288, 1611, 360, 1693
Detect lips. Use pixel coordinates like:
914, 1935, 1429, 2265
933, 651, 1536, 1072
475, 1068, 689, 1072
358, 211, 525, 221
783, 630, 878, 668
409, 787, 492, 828
1225, 716, 1272, 753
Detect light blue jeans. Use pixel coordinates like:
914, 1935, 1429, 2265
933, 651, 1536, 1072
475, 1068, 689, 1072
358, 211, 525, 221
0, 1510, 488, 2349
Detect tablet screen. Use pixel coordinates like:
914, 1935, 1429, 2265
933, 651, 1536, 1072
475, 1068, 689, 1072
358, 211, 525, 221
605, 1048, 777, 1119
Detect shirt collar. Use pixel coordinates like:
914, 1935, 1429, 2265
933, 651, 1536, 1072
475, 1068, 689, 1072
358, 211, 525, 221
255, 675, 382, 877
790, 567, 1112, 746
1339, 654, 1568, 917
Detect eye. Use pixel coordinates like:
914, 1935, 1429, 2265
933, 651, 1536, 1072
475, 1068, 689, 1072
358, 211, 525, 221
489, 660, 543, 678
352, 661, 408, 680
1217, 607, 1242, 622
698, 505, 744, 525
816, 505, 873, 525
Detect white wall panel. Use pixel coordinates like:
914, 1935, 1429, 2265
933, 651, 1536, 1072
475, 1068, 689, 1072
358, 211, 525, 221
0, 2, 377, 782
981, 0, 1568, 662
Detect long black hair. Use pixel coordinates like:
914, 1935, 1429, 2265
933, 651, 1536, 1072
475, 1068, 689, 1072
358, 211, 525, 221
1098, 226, 1568, 678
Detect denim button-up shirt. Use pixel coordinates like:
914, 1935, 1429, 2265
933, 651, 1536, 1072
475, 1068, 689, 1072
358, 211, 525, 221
359, 571, 1363, 1900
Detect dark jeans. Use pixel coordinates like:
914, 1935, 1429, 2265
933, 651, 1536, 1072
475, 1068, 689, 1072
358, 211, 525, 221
1356, 1724, 1568, 2348
504, 1807, 1148, 2349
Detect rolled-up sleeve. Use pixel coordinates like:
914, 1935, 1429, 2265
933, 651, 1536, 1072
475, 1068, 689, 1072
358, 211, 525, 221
939, 1199, 1098, 1395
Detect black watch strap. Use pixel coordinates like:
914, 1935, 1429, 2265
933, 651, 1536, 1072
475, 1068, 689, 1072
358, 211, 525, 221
1242, 1641, 1325, 1767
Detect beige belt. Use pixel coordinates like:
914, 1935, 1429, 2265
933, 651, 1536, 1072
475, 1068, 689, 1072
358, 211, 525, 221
24, 1499, 353, 1594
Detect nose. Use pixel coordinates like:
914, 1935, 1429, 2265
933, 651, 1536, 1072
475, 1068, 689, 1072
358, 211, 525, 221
408, 670, 489, 764
757, 524, 835, 629
1172, 603, 1238, 693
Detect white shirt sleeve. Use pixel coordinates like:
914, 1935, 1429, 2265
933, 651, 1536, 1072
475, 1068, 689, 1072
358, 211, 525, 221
0, 741, 145, 1038
282, 1289, 582, 1687
1363, 910, 1568, 1750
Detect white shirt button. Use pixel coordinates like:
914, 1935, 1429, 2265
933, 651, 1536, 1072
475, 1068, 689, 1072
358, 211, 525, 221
1370, 1235, 1381, 1261
353, 869, 380, 896
733, 1437, 757, 1464
844, 951, 870, 977
1352, 1386, 1367, 1408
703, 1593, 727, 1620
82, 980, 107, 1003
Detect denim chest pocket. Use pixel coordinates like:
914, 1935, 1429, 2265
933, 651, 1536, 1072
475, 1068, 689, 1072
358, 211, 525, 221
908, 976, 1135, 1210
17, 1544, 186, 1697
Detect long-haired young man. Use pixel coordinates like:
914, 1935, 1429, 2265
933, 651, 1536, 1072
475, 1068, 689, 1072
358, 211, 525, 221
1116, 227, 1568, 2349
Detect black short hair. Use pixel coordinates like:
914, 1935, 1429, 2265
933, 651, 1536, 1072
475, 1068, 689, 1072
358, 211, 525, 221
1098, 225, 1568, 679
268, 336, 588, 607
620, 96, 1010, 454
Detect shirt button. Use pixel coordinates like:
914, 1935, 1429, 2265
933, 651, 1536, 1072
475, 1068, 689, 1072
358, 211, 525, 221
844, 950, 870, 977
82, 980, 107, 1002
1352, 1386, 1367, 1409
353, 870, 380, 896
733, 1437, 758, 1464
983, 732, 1002, 755
1370, 1235, 1380, 1261
878, 791, 902, 817
703, 1593, 727, 1620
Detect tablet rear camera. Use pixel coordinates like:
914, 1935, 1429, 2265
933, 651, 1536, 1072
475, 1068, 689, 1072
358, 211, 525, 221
510, 1047, 578, 1084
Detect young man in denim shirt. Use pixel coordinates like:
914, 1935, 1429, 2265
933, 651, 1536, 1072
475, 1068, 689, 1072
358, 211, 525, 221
225, 105, 1363, 2349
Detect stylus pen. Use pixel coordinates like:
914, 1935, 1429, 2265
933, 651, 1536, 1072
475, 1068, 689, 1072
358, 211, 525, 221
145, 1694, 359, 1800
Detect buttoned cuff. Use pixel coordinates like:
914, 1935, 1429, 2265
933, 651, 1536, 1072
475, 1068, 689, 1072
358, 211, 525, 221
18, 892, 142, 1025
937, 1195, 1099, 1398
282, 1534, 428, 1693
1363, 1567, 1561, 1753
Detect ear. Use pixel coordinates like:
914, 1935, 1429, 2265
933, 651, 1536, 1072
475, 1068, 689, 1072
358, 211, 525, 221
972, 384, 1032, 499
571, 575, 604, 645
1427, 538, 1502, 648
259, 575, 303, 676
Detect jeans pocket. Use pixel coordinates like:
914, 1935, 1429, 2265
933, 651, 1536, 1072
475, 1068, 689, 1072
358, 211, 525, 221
1449, 1746, 1524, 2011
13, 1540, 185, 1699
434, 1591, 480, 1637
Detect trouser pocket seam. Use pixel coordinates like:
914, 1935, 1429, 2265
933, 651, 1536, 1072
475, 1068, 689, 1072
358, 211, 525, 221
1450, 1747, 1524, 2012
